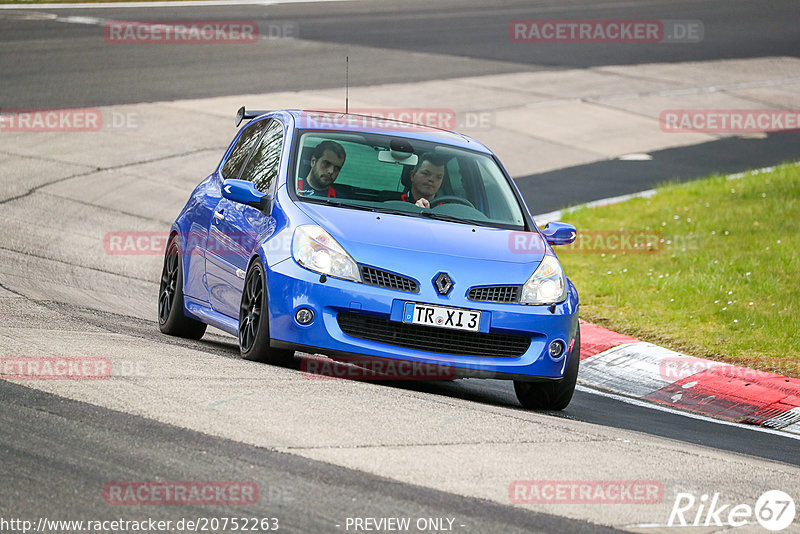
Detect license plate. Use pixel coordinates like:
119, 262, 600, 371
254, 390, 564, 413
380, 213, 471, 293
402, 302, 481, 332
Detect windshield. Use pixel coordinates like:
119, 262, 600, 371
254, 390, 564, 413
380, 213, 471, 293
292, 131, 527, 230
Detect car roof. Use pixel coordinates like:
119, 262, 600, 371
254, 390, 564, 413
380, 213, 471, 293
278, 109, 494, 154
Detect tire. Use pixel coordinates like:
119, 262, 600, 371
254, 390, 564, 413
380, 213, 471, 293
238, 260, 294, 365
514, 329, 580, 410
158, 235, 207, 340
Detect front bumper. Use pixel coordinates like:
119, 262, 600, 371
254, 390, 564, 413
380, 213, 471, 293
266, 258, 579, 380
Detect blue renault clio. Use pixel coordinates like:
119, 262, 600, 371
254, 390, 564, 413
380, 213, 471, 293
158, 109, 580, 409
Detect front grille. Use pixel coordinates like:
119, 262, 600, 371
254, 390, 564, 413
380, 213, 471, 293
360, 266, 419, 293
468, 285, 521, 303
337, 312, 530, 358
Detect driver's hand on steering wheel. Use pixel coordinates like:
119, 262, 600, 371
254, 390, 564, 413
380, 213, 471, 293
415, 198, 431, 209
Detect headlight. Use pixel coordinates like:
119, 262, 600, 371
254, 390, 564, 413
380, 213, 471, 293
292, 225, 360, 282
520, 255, 567, 305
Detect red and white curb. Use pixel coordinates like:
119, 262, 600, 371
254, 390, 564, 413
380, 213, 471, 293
578, 320, 800, 434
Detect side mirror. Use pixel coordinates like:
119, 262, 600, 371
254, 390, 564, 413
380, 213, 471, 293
541, 222, 577, 246
222, 179, 270, 211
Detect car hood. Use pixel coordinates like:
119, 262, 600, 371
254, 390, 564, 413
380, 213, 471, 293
296, 202, 546, 266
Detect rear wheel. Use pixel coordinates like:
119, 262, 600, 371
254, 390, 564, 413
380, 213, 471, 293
514, 330, 580, 410
239, 261, 294, 364
158, 236, 207, 340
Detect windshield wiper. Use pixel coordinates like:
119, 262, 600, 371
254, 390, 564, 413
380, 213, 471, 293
303, 198, 495, 227
303, 198, 372, 210
302, 198, 402, 215
416, 211, 494, 227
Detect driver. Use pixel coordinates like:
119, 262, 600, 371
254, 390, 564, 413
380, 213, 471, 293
298, 140, 346, 198
401, 152, 446, 208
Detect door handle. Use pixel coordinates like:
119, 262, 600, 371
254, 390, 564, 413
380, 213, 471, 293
213, 210, 224, 221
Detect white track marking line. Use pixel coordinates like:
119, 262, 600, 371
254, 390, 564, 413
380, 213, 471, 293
534, 189, 656, 224
533, 165, 789, 223
576, 384, 800, 441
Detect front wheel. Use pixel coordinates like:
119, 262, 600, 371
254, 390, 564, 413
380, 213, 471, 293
514, 329, 580, 410
239, 261, 294, 365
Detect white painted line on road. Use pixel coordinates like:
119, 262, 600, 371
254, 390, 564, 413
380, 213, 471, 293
760, 407, 800, 430
625, 520, 759, 529
783, 422, 800, 435
618, 153, 652, 161
576, 384, 800, 441
0, 0, 349, 8
727, 165, 775, 180
58, 15, 102, 25
534, 189, 656, 224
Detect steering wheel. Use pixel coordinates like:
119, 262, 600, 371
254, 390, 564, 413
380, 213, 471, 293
433, 195, 475, 208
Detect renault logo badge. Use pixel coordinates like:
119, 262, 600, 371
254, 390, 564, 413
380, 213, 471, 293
433, 272, 454, 295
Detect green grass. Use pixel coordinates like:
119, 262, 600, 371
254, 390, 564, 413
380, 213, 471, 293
557, 162, 800, 377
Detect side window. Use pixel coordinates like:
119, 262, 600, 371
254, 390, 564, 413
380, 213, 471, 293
220, 120, 268, 180
241, 120, 283, 194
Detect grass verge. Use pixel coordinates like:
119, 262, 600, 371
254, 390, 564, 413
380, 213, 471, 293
557, 162, 799, 378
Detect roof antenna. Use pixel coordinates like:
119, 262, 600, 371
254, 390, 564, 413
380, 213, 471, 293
345, 56, 349, 114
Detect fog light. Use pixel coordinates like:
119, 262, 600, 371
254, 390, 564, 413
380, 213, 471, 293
295, 308, 314, 325
548, 340, 565, 359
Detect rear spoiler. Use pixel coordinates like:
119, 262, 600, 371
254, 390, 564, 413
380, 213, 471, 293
235, 106, 270, 127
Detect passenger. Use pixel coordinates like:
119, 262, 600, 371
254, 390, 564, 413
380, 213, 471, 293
401, 152, 446, 208
298, 140, 346, 198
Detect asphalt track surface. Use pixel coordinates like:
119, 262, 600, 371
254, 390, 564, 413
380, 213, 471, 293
519, 131, 800, 214
2, 1, 800, 532
1, 379, 620, 534
2, 0, 800, 108
3, 0, 800, 209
